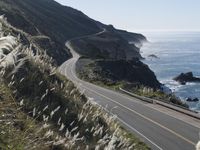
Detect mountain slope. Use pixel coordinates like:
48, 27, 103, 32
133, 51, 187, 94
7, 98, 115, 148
117, 29, 147, 47
69, 29, 142, 60
0, 0, 161, 89
0, 0, 146, 65
0, 0, 101, 65
0, 0, 100, 40
0, 16, 150, 150
96, 22, 147, 46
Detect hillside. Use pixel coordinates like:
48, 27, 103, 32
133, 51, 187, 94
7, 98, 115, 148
0, 0, 154, 91
117, 29, 147, 48
0, 0, 101, 65
95, 22, 147, 46
0, 0, 146, 65
0, 15, 150, 150
77, 59, 161, 89
69, 29, 142, 60
0, 0, 101, 40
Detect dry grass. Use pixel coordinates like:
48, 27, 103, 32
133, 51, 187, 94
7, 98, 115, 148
0, 15, 150, 150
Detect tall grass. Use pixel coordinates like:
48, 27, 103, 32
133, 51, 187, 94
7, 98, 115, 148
197, 141, 200, 150
0, 15, 150, 149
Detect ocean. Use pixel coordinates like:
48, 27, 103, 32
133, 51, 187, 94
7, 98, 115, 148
140, 31, 200, 112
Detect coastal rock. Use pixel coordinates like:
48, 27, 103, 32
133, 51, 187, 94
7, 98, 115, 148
186, 98, 199, 102
173, 72, 200, 85
193, 98, 199, 102
148, 54, 159, 59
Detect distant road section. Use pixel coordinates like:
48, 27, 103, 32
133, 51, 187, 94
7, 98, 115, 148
59, 31, 200, 150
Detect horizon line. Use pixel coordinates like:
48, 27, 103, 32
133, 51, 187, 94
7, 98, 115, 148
128, 29, 200, 33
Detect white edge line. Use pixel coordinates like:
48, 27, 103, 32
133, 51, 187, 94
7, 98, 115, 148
117, 115, 163, 150
67, 59, 200, 130
65, 60, 163, 150
103, 104, 164, 150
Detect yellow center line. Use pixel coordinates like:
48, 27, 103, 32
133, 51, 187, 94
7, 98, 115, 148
82, 85, 196, 146
64, 57, 196, 147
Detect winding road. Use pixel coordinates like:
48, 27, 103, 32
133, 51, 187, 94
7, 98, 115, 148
59, 31, 200, 150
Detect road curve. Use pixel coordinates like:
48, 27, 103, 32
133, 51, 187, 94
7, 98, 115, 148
59, 32, 200, 150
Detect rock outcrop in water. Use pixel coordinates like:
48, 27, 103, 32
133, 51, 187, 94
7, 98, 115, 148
173, 72, 200, 85
148, 54, 159, 59
186, 98, 199, 102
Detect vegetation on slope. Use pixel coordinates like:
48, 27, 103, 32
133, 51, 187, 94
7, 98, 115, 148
0, 0, 101, 65
76, 57, 188, 108
69, 29, 142, 60
123, 85, 189, 108
0, 16, 150, 150
76, 57, 161, 89
0, 0, 147, 65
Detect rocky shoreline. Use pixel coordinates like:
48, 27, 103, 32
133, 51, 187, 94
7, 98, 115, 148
172, 72, 200, 103
173, 72, 200, 85
186, 98, 199, 102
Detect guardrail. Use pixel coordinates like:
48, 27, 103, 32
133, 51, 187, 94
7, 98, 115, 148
119, 88, 200, 120
119, 88, 154, 103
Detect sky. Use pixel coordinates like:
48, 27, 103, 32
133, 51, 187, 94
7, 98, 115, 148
55, 0, 200, 32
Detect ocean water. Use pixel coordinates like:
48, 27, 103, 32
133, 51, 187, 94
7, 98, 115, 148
140, 32, 200, 112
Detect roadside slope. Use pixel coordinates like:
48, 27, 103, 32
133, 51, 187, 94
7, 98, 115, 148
59, 38, 200, 150
0, 15, 150, 150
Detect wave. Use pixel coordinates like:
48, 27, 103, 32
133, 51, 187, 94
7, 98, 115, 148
141, 32, 200, 112
186, 82, 198, 86
160, 79, 183, 91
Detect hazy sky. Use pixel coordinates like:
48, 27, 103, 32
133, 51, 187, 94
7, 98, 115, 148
55, 0, 200, 32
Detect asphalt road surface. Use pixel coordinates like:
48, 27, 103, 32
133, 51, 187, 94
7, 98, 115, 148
59, 36, 200, 150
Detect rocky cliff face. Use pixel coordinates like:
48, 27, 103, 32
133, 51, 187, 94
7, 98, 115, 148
77, 58, 161, 89
116, 29, 147, 48
70, 30, 142, 60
